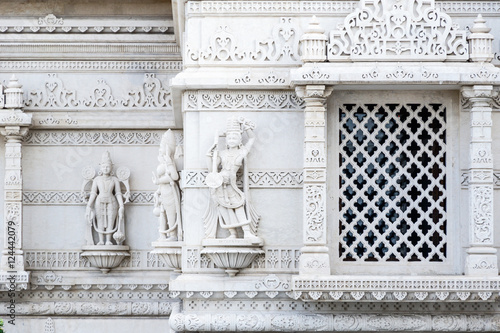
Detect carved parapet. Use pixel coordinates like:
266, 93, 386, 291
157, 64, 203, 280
468, 15, 494, 63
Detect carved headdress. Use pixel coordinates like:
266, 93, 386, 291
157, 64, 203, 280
226, 116, 243, 134
159, 129, 177, 159
100, 151, 113, 165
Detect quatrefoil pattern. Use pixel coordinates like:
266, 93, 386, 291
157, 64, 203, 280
339, 103, 447, 262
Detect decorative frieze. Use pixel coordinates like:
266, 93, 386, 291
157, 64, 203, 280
24, 73, 173, 111
327, 0, 468, 61
186, 17, 300, 65
185, 1, 500, 15
24, 130, 183, 146
293, 276, 500, 292
182, 170, 303, 188
184, 91, 304, 111
0, 14, 174, 35
0, 43, 179, 56
461, 170, 500, 188
24, 250, 169, 270
170, 311, 500, 332
2, 301, 174, 316
0, 61, 182, 72
23, 191, 155, 205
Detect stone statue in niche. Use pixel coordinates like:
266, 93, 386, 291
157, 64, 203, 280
82, 151, 131, 246
152, 130, 182, 241
203, 116, 262, 244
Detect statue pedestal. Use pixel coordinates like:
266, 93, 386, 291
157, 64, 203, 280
81, 245, 130, 274
201, 239, 264, 277
151, 241, 183, 273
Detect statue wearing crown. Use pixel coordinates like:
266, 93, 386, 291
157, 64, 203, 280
203, 116, 262, 244
82, 151, 131, 246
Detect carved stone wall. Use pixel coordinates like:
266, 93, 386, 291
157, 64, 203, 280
1, 0, 500, 332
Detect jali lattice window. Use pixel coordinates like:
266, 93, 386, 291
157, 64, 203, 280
339, 103, 446, 262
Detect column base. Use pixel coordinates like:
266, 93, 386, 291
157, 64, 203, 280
465, 248, 498, 276
299, 246, 330, 275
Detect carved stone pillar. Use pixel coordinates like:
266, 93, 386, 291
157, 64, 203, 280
296, 85, 332, 275
461, 85, 498, 276
0, 76, 32, 276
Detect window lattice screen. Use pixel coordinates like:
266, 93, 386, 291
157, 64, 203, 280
339, 103, 447, 262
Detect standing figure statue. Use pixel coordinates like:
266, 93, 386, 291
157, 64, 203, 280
203, 116, 261, 243
82, 151, 130, 246
152, 130, 182, 241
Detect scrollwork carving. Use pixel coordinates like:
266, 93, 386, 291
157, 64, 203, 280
304, 185, 325, 243
327, 0, 468, 61
188, 17, 300, 64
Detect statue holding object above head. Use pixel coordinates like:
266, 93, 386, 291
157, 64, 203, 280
203, 116, 262, 244
152, 130, 182, 241
82, 151, 130, 246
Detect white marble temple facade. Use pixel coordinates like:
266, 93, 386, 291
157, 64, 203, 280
1, 0, 500, 332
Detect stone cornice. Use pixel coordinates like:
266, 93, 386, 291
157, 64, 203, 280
291, 63, 500, 87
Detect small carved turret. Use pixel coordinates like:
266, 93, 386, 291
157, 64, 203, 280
468, 15, 494, 63
300, 16, 327, 63
5, 75, 24, 109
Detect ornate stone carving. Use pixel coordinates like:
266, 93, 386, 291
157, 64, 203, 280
0, 61, 182, 72
81, 152, 131, 273
24, 73, 173, 110
201, 116, 264, 276
304, 185, 325, 243
203, 117, 261, 243
24, 130, 182, 146
468, 15, 494, 63
153, 130, 182, 242
187, 17, 299, 64
44, 317, 55, 333
23, 191, 154, 205
151, 130, 183, 272
185, 90, 304, 111
26, 73, 78, 108
82, 152, 130, 246
471, 186, 493, 244
182, 170, 303, 188
327, 0, 468, 61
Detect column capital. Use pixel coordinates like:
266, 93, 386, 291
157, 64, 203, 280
0, 111, 32, 138
461, 85, 498, 102
295, 85, 333, 100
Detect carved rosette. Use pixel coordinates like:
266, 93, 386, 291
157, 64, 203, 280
295, 85, 332, 275
461, 86, 498, 276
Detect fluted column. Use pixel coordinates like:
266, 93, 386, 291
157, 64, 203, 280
461, 85, 497, 276
295, 85, 332, 275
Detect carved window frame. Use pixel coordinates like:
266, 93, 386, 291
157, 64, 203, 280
327, 90, 461, 275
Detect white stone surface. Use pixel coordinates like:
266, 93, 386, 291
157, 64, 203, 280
0, 0, 500, 331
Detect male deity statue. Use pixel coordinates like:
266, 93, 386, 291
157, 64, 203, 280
83, 151, 130, 246
152, 130, 182, 241
203, 116, 261, 244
